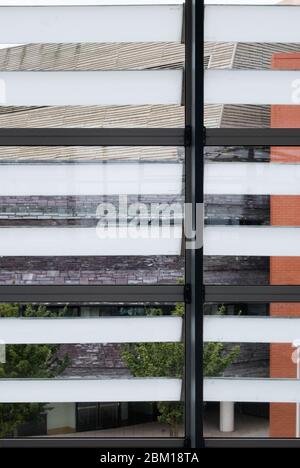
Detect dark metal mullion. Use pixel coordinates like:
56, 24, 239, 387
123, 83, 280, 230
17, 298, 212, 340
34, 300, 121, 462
0, 128, 185, 147
184, 0, 204, 449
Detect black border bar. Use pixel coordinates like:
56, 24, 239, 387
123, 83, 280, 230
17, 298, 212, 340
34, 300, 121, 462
205, 285, 300, 303
205, 128, 300, 147
0, 128, 185, 147
0, 285, 184, 303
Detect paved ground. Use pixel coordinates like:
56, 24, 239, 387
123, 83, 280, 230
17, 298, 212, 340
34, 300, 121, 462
48, 410, 268, 438
48, 422, 184, 438
203, 408, 269, 438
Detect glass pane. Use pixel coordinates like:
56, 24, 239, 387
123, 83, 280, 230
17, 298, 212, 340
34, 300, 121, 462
203, 302, 300, 438
0, 147, 184, 285
0, 301, 184, 439
204, 146, 300, 285
204, 7, 300, 128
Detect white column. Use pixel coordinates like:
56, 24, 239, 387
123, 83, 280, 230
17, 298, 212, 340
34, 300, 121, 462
220, 401, 235, 433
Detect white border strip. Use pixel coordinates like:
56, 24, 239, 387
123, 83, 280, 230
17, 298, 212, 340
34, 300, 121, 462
0, 71, 183, 106
205, 163, 300, 196
0, 316, 183, 344
204, 378, 300, 403
205, 5, 300, 43
204, 316, 300, 344
0, 5, 183, 43
204, 226, 300, 257
0, 378, 182, 403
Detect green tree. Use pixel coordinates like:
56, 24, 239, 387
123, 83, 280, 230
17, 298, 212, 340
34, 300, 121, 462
122, 304, 239, 436
0, 304, 69, 437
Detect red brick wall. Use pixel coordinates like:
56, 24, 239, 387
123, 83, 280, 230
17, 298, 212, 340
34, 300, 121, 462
270, 53, 300, 437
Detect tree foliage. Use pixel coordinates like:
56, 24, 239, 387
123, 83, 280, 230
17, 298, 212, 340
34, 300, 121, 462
122, 304, 239, 434
0, 304, 69, 437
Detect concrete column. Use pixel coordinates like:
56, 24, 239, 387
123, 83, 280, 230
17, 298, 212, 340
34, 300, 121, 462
220, 401, 235, 433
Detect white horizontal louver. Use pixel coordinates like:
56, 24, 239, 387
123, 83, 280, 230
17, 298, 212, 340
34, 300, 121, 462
0, 316, 183, 344
204, 226, 300, 257
0, 71, 183, 106
0, 163, 183, 196
204, 5, 300, 43
205, 70, 300, 105
205, 163, 300, 195
204, 316, 300, 344
0, 5, 183, 42
0, 226, 182, 256
205, 378, 300, 404
0, 378, 182, 403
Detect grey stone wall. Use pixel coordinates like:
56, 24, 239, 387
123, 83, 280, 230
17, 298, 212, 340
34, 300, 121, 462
0, 256, 184, 285
224, 344, 269, 378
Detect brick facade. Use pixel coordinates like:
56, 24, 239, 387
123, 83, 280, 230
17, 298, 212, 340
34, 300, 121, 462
270, 53, 300, 437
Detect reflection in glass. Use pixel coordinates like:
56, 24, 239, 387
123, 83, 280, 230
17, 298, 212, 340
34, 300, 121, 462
0, 302, 184, 439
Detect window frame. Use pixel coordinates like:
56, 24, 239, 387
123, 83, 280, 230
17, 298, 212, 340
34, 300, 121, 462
202, 1, 300, 449
0, 0, 202, 449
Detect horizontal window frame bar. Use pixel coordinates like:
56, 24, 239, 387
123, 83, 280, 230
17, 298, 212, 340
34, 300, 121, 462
0, 128, 186, 147
0, 285, 184, 303
204, 285, 300, 303
205, 128, 300, 147
204, 439, 300, 449
0, 438, 186, 448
